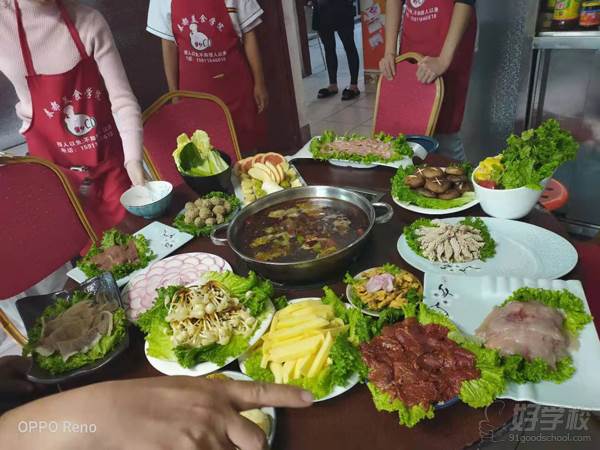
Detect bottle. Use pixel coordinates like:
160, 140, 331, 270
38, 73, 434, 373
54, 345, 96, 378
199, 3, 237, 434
547, 0, 557, 10
540, 0, 557, 29
580, 1, 600, 29
552, 0, 583, 30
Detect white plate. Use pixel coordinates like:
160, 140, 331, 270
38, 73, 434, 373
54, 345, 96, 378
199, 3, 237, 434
145, 300, 274, 377
289, 137, 427, 169
122, 252, 232, 321
398, 217, 578, 279
392, 193, 479, 216
67, 222, 193, 287
423, 273, 600, 410
231, 162, 307, 206
238, 297, 361, 402
213, 371, 276, 447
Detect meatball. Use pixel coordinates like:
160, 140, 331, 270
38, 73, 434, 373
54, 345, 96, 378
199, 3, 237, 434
193, 217, 205, 227
421, 167, 444, 179
438, 189, 461, 200
212, 205, 225, 216
198, 207, 211, 219
210, 197, 221, 206
215, 214, 225, 225
415, 188, 438, 198
405, 174, 425, 189
223, 201, 232, 213
194, 199, 204, 207
184, 215, 194, 225
185, 202, 195, 210
425, 177, 451, 193
205, 217, 216, 226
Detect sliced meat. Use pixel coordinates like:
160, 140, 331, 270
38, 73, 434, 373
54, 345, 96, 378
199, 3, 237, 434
322, 139, 395, 160
90, 240, 139, 271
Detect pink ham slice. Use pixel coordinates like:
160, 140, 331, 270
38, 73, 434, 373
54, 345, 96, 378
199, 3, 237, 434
475, 301, 569, 368
323, 140, 394, 160
90, 241, 139, 271
365, 273, 395, 293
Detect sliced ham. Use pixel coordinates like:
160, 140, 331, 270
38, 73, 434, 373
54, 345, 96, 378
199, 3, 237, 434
476, 301, 569, 368
323, 140, 394, 160
90, 240, 139, 271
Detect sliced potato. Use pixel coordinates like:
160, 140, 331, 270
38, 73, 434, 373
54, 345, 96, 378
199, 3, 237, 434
269, 335, 322, 363
307, 332, 333, 378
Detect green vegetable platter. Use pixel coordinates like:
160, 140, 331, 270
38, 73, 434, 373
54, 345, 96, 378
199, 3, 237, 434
309, 130, 423, 169
398, 216, 578, 279
422, 273, 600, 411
391, 164, 478, 215
18, 273, 129, 383
137, 271, 275, 376
173, 130, 230, 177
240, 288, 372, 401
68, 222, 193, 287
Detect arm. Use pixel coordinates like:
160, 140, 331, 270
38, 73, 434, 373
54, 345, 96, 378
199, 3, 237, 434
243, 30, 268, 114
161, 38, 179, 92
89, 10, 145, 184
379, 0, 403, 79
417, 2, 474, 83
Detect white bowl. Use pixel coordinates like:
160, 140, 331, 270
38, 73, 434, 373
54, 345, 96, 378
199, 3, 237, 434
472, 173, 549, 219
120, 181, 173, 219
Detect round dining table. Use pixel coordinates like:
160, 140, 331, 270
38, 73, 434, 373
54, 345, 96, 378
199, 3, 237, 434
62, 155, 583, 450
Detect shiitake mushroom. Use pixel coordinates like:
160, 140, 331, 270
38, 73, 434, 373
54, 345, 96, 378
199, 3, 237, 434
425, 177, 451, 193
438, 189, 461, 200
456, 181, 474, 193
421, 167, 444, 179
445, 166, 465, 176
415, 187, 438, 198
446, 174, 467, 183
405, 174, 425, 188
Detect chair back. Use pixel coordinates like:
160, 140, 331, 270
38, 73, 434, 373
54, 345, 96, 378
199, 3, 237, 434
0, 156, 97, 345
373, 52, 444, 137
142, 91, 242, 185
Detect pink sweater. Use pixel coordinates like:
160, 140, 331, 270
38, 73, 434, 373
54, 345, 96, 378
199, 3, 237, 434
0, 0, 142, 165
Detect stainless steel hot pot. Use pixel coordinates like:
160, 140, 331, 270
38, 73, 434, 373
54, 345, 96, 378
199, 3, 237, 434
210, 186, 393, 283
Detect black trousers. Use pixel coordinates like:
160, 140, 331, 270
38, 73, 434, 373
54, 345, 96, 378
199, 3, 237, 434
318, 25, 359, 86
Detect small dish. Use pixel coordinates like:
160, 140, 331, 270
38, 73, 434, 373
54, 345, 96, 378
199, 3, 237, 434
120, 181, 173, 219
16, 273, 129, 384
181, 151, 233, 195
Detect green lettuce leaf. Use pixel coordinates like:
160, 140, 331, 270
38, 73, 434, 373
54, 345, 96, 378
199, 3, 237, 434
24, 292, 127, 375
202, 271, 272, 317
174, 334, 249, 368
172, 192, 240, 237
391, 164, 475, 209
173, 130, 229, 177
310, 130, 413, 164
77, 229, 156, 279
367, 383, 434, 428
244, 349, 275, 383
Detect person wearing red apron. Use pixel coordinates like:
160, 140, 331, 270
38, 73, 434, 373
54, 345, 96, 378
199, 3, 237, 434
380, 0, 477, 161
12, 0, 135, 235
147, 0, 268, 154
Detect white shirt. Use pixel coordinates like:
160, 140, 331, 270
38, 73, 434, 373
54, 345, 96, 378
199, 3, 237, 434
147, 0, 263, 41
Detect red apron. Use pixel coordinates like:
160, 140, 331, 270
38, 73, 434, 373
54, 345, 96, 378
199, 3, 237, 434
171, 0, 264, 153
400, 0, 477, 134
15, 0, 129, 235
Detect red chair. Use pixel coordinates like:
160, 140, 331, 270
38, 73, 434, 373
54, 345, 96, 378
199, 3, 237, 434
574, 241, 600, 334
142, 91, 242, 186
373, 52, 444, 137
540, 178, 569, 211
0, 156, 97, 346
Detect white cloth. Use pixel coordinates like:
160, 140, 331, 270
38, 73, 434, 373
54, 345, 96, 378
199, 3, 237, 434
147, 0, 263, 40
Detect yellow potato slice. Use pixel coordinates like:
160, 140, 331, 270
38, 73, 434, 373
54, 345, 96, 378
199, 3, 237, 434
269, 335, 323, 363
282, 360, 295, 384
293, 356, 309, 380
277, 301, 330, 318
268, 317, 330, 341
270, 362, 283, 384
307, 332, 333, 378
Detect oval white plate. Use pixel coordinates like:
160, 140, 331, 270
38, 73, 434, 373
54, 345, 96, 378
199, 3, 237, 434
345, 267, 421, 318
145, 300, 274, 377
392, 195, 479, 216
238, 297, 361, 402
122, 253, 232, 321
211, 371, 276, 447
398, 217, 578, 279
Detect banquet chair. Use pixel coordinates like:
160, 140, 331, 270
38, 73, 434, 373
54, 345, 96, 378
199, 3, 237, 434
0, 156, 97, 346
373, 52, 444, 137
142, 91, 242, 186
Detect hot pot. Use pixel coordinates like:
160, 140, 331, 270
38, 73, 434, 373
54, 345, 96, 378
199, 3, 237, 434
210, 186, 393, 283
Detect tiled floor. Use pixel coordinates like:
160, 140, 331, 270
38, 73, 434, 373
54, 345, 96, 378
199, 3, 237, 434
302, 25, 376, 138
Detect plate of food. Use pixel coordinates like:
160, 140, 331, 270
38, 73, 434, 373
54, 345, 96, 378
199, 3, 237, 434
172, 191, 241, 237
121, 252, 232, 321
206, 371, 276, 446
391, 164, 478, 214
232, 152, 305, 205
137, 271, 274, 377
17, 273, 129, 384
398, 216, 578, 279
361, 302, 505, 427
67, 223, 193, 287
309, 131, 424, 169
239, 289, 365, 401
423, 273, 599, 410
344, 264, 422, 317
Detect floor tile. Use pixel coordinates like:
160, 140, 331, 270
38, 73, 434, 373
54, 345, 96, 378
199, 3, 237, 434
325, 106, 373, 126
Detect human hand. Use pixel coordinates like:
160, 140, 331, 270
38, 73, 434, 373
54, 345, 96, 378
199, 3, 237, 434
0, 356, 35, 399
254, 82, 269, 114
379, 53, 396, 80
1, 375, 313, 450
125, 160, 146, 186
416, 56, 450, 84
